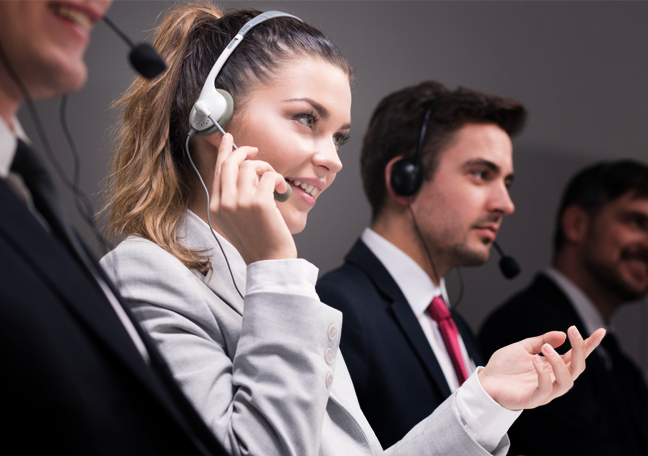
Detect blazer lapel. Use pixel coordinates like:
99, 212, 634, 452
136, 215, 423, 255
182, 211, 246, 316
345, 239, 452, 398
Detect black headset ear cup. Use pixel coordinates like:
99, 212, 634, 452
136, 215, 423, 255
192, 89, 235, 137
391, 156, 423, 196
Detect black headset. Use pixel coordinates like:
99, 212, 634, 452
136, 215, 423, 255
390, 99, 441, 197
390, 97, 521, 281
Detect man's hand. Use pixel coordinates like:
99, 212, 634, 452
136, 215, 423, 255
478, 326, 606, 410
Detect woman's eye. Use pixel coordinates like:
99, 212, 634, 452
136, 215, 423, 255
334, 133, 350, 147
294, 112, 318, 129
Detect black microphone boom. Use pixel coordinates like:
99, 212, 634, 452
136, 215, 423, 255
492, 241, 521, 279
102, 15, 166, 79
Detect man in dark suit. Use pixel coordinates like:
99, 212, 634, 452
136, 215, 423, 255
0, 1, 225, 454
317, 80, 527, 448
479, 161, 648, 456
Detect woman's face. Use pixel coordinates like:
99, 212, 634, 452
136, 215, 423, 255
220, 57, 352, 234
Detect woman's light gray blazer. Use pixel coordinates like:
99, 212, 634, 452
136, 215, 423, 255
100, 212, 509, 456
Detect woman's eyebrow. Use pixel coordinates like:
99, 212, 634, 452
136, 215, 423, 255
283, 97, 351, 130
284, 97, 329, 117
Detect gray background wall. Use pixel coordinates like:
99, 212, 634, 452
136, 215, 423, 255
19, 0, 648, 375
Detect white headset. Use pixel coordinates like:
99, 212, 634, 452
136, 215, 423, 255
189, 10, 301, 136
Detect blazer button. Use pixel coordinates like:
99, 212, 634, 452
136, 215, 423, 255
326, 372, 334, 389
325, 348, 334, 365
328, 324, 338, 341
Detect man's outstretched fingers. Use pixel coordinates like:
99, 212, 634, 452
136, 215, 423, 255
584, 328, 606, 357
523, 331, 567, 355
531, 355, 552, 406
542, 343, 573, 398
567, 326, 586, 379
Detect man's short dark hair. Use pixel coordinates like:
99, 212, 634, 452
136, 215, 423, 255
360, 80, 527, 220
553, 160, 648, 252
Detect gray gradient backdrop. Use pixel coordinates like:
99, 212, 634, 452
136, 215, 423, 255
18, 1, 648, 375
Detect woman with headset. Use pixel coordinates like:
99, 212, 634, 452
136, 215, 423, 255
101, 3, 604, 456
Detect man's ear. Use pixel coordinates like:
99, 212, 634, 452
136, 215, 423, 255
385, 156, 410, 207
561, 205, 590, 244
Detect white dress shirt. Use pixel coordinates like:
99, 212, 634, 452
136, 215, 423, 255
0, 116, 23, 178
361, 227, 520, 451
362, 227, 475, 390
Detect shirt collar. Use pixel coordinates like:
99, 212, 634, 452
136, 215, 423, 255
362, 227, 449, 316
0, 116, 29, 178
544, 266, 609, 335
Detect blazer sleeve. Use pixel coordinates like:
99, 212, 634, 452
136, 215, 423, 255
316, 276, 371, 399
384, 392, 510, 456
100, 238, 342, 456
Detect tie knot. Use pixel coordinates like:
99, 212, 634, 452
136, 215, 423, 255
427, 296, 450, 322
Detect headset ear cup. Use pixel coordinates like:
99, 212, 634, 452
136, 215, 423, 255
192, 89, 235, 137
216, 89, 234, 127
390, 157, 422, 197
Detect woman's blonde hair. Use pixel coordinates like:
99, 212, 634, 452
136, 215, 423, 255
104, 1, 352, 272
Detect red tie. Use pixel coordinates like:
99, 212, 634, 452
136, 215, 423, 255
427, 296, 469, 385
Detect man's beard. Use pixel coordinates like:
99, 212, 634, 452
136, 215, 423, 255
583, 246, 648, 302
446, 237, 491, 268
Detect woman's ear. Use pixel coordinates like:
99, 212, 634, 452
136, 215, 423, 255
202, 131, 225, 149
561, 204, 590, 245
385, 156, 410, 207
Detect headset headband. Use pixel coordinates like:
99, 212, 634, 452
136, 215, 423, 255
197, 11, 300, 103
190, 11, 301, 135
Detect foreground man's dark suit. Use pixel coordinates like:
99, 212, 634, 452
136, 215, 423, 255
316, 238, 484, 449
0, 140, 226, 455
479, 273, 648, 456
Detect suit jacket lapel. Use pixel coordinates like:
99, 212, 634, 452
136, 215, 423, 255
533, 274, 590, 342
453, 310, 484, 366
0, 181, 161, 391
1, 181, 225, 454
345, 239, 452, 399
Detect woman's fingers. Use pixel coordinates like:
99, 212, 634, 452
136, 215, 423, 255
257, 169, 288, 197
219, 149, 263, 205
235, 160, 275, 195
215, 133, 256, 170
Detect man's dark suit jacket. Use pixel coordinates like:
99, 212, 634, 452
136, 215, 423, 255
316, 238, 484, 449
0, 141, 225, 455
479, 273, 648, 456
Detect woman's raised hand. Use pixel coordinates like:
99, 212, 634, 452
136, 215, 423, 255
478, 326, 606, 411
210, 133, 297, 264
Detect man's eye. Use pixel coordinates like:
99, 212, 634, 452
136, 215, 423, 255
629, 215, 648, 230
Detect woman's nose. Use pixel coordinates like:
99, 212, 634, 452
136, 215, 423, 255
312, 140, 343, 174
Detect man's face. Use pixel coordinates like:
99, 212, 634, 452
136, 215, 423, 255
410, 122, 515, 270
580, 193, 648, 301
0, 0, 112, 100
